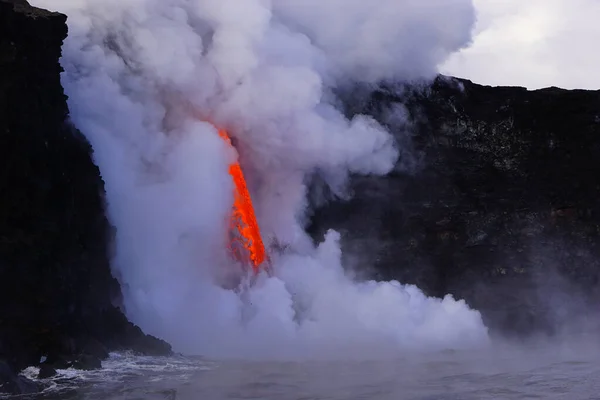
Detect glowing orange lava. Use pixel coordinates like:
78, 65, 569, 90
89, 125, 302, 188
216, 127, 268, 272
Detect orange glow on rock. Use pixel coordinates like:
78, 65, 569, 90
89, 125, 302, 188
216, 127, 267, 272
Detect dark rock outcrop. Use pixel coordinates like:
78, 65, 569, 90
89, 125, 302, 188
0, 0, 170, 395
311, 76, 600, 336
37, 364, 57, 379
0, 360, 40, 395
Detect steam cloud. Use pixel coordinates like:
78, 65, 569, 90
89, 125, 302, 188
32, 0, 489, 358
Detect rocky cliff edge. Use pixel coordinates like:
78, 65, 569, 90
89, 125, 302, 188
0, 0, 171, 395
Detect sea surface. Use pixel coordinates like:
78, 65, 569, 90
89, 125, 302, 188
7, 339, 600, 400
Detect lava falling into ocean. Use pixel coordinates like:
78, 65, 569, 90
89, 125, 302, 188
216, 127, 268, 273
42, 0, 492, 357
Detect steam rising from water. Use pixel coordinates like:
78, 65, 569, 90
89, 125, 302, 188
32, 0, 489, 357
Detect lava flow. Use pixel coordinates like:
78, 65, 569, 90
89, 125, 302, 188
216, 127, 268, 273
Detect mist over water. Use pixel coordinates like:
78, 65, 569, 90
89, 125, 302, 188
20, 338, 600, 399
31, 0, 490, 358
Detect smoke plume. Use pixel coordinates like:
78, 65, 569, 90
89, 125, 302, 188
32, 0, 489, 358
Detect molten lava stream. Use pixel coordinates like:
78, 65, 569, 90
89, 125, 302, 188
216, 127, 268, 273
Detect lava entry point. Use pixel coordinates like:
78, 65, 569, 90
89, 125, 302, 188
216, 126, 271, 275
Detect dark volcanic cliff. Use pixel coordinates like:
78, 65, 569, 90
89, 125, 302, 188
0, 0, 169, 394
311, 77, 600, 336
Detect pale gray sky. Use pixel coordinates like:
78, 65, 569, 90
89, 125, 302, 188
441, 0, 600, 90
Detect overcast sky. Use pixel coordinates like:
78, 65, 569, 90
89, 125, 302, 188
441, 0, 600, 90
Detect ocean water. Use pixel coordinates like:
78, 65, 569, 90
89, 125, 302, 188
8, 338, 600, 400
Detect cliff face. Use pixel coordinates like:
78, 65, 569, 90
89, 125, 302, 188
310, 77, 600, 336
0, 0, 169, 394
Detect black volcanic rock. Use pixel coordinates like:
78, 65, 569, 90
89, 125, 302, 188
1, 360, 40, 395
37, 364, 57, 379
311, 77, 600, 336
0, 0, 170, 395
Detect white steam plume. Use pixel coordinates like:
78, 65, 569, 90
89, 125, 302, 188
31, 0, 488, 358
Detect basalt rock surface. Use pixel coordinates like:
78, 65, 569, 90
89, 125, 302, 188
0, 0, 170, 395
310, 77, 600, 336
